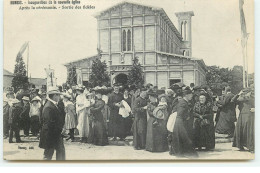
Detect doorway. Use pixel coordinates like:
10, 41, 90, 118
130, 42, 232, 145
169, 79, 181, 86
114, 73, 128, 85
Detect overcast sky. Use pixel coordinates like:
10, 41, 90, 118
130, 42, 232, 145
4, 0, 254, 85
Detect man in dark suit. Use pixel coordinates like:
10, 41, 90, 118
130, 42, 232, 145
8, 99, 23, 143
39, 87, 65, 160
107, 83, 124, 140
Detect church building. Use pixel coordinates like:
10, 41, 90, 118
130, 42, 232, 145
64, 1, 207, 88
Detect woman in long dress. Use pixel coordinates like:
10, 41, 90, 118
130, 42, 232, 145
63, 93, 77, 142
146, 93, 169, 152
76, 86, 92, 143
232, 87, 255, 152
169, 89, 198, 157
89, 89, 108, 146
29, 96, 41, 136
193, 93, 215, 150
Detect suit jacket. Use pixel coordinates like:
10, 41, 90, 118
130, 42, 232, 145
107, 92, 123, 115
39, 100, 63, 149
8, 105, 22, 125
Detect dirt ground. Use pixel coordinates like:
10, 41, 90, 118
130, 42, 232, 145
3, 135, 254, 161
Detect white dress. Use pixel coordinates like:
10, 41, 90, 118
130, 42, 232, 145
76, 94, 90, 138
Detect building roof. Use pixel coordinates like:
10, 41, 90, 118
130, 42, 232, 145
3, 69, 14, 76
94, 1, 182, 40
157, 51, 207, 71
63, 55, 99, 66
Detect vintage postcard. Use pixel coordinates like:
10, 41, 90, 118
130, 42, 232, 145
3, 0, 254, 161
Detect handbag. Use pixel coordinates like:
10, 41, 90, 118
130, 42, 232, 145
167, 112, 177, 132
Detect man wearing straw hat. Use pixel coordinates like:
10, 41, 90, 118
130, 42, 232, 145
39, 87, 65, 160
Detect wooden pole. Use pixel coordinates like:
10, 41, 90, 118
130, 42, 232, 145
242, 46, 246, 88
27, 42, 29, 79
245, 33, 249, 87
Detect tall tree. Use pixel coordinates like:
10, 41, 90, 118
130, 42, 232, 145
66, 65, 77, 87
11, 56, 28, 92
127, 56, 144, 88
89, 58, 110, 87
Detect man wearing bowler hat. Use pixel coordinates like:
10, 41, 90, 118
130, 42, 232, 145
39, 87, 65, 160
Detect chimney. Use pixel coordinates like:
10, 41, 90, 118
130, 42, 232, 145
175, 11, 194, 57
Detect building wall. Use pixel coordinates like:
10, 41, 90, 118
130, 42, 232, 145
97, 3, 182, 68
3, 75, 13, 89
65, 3, 206, 88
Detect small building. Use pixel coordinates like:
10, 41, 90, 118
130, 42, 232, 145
3, 69, 14, 89
64, 2, 207, 88
3, 69, 46, 90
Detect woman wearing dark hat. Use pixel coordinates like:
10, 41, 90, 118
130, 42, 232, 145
146, 92, 169, 152
169, 89, 198, 157
89, 89, 109, 146
193, 93, 215, 151
232, 86, 255, 153
215, 86, 236, 138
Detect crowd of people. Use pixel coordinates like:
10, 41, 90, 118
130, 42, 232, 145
3, 81, 255, 160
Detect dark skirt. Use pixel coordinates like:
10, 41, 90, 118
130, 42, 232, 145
30, 115, 40, 135
215, 111, 235, 136
133, 117, 147, 149
146, 117, 168, 152
193, 118, 215, 149
91, 119, 109, 146
109, 111, 126, 139
233, 111, 254, 151
169, 117, 198, 157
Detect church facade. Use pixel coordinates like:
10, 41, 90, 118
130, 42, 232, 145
64, 2, 207, 88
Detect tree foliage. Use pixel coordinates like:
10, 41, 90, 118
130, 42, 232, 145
11, 56, 28, 92
127, 56, 144, 88
66, 65, 77, 87
206, 65, 248, 94
89, 58, 110, 87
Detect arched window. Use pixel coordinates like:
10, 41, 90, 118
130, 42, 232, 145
181, 22, 184, 39
122, 30, 127, 51
184, 21, 187, 41
183, 50, 186, 56
127, 29, 131, 51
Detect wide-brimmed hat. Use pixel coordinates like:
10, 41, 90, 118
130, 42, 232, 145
75, 85, 85, 91
63, 93, 71, 99
147, 91, 157, 97
113, 83, 121, 87
47, 86, 62, 95
10, 98, 20, 104
30, 88, 38, 94
165, 89, 174, 95
158, 94, 167, 100
95, 89, 104, 95
157, 89, 165, 95
31, 96, 41, 102
22, 96, 30, 101
183, 88, 193, 96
